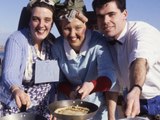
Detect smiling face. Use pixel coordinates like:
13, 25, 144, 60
29, 7, 53, 43
95, 1, 127, 39
61, 18, 86, 52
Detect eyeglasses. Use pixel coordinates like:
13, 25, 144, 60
29, 0, 59, 7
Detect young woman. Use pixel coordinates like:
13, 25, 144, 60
0, 0, 59, 119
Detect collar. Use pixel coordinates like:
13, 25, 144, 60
64, 30, 91, 60
117, 22, 128, 44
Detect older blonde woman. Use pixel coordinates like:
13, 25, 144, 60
51, 2, 117, 119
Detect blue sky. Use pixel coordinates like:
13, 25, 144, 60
0, 0, 160, 45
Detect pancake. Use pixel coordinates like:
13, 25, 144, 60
54, 105, 89, 116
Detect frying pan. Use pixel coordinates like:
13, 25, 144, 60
118, 117, 149, 120
0, 112, 47, 120
0, 105, 47, 120
48, 100, 98, 120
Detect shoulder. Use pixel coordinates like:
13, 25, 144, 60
7, 28, 29, 45
128, 21, 159, 33
54, 36, 64, 46
9, 28, 29, 39
45, 33, 56, 45
127, 21, 160, 51
91, 30, 105, 40
56, 35, 64, 41
89, 30, 107, 45
52, 36, 64, 53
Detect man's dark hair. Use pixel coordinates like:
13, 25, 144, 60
92, 0, 126, 12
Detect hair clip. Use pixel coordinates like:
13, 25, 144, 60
65, 9, 77, 22
59, 9, 88, 23
29, 0, 59, 7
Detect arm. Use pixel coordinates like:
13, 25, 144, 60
2, 34, 24, 88
57, 70, 73, 98
58, 81, 72, 97
58, 76, 112, 99
91, 76, 112, 92
105, 91, 119, 120
78, 76, 112, 99
2, 32, 31, 108
125, 58, 147, 117
78, 36, 116, 99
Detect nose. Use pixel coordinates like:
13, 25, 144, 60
103, 15, 110, 24
69, 29, 76, 37
38, 20, 44, 27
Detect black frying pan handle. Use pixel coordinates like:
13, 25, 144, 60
75, 87, 82, 99
20, 89, 28, 112
20, 89, 27, 112
20, 104, 27, 112
76, 92, 82, 99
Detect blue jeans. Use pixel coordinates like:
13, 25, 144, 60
140, 96, 160, 116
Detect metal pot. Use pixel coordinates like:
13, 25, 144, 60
48, 100, 98, 120
0, 113, 47, 120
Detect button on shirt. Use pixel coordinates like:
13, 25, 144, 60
108, 21, 160, 99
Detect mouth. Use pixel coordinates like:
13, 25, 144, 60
35, 28, 46, 35
68, 37, 78, 43
103, 25, 113, 31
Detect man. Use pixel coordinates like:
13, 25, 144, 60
92, 0, 160, 119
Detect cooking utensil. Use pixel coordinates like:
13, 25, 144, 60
0, 113, 47, 120
48, 100, 98, 120
20, 104, 27, 112
0, 103, 47, 120
119, 117, 149, 120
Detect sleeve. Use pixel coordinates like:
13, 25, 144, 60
96, 38, 117, 90
91, 76, 112, 92
129, 22, 160, 67
57, 70, 72, 97
2, 33, 24, 89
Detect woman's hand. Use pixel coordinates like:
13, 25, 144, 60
11, 86, 31, 109
69, 82, 94, 100
77, 82, 94, 99
50, 114, 57, 120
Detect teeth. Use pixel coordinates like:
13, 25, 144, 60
39, 30, 44, 33
70, 37, 77, 41
37, 29, 45, 33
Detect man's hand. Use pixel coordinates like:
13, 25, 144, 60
125, 87, 141, 118
126, 58, 147, 117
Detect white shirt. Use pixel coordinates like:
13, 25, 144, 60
108, 21, 160, 99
